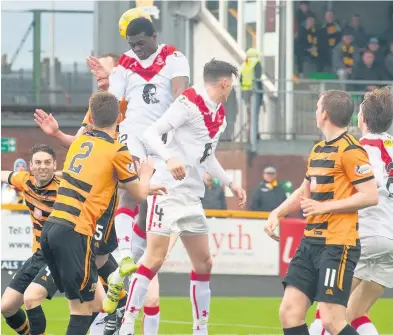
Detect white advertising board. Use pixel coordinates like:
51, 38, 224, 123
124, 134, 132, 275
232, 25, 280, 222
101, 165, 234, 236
1, 212, 33, 270
161, 218, 279, 275
1, 213, 279, 275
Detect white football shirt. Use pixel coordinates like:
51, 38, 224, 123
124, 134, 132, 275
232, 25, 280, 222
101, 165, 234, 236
359, 132, 393, 239
108, 44, 190, 136
143, 86, 227, 197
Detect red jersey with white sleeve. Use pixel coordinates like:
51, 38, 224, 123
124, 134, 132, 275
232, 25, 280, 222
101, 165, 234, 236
359, 132, 393, 239
108, 44, 190, 137
143, 86, 227, 197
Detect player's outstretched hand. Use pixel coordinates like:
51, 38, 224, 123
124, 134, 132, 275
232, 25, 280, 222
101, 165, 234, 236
264, 212, 280, 242
229, 183, 247, 208
166, 158, 186, 180
149, 185, 168, 195
86, 56, 110, 80
300, 196, 328, 217
34, 109, 59, 136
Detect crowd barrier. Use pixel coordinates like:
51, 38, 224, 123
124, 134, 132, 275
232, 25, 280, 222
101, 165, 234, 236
1, 204, 306, 276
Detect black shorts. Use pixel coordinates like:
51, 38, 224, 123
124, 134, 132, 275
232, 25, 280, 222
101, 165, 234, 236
96, 223, 117, 256
283, 238, 361, 307
41, 221, 98, 303
9, 250, 57, 299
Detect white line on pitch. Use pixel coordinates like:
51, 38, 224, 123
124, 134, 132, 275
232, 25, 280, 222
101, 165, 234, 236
160, 320, 282, 330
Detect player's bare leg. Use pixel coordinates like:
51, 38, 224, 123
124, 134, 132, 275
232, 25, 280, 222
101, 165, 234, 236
346, 280, 384, 335
67, 280, 106, 335
1, 287, 29, 334
23, 283, 49, 335
279, 286, 310, 335
181, 233, 212, 335
140, 233, 179, 335
119, 233, 170, 335
310, 277, 362, 335
318, 302, 358, 335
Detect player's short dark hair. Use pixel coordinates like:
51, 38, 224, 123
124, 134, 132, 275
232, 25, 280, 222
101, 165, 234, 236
99, 53, 120, 63
320, 90, 354, 128
203, 59, 238, 83
126, 17, 155, 37
361, 86, 393, 133
90, 92, 119, 128
30, 144, 56, 161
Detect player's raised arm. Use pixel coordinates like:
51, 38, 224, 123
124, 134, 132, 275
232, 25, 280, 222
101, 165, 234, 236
34, 109, 86, 148
107, 55, 128, 101
168, 50, 190, 98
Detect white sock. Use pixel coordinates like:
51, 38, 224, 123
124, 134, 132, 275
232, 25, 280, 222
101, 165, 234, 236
143, 306, 160, 335
120, 265, 156, 335
352, 316, 379, 335
190, 270, 211, 335
309, 309, 326, 335
112, 207, 137, 284
89, 311, 107, 335
131, 222, 147, 263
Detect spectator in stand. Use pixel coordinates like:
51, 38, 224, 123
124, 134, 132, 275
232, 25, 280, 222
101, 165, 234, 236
295, 1, 314, 32
366, 37, 385, 66
249, 167, 287, 212
295, 15, 321, 76
319, 11, 342, 71
201, 173, 227, 210
385, 40, 393, 79
346, 14, 369, 51
332, 28, 359, 82
352, 50, 389, 92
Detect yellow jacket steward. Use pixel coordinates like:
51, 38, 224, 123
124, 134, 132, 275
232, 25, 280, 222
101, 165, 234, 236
240, 48, 261, 91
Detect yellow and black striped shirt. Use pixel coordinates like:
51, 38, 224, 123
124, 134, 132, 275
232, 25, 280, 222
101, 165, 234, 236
304, 132, 374, 246
48, 130, 137, 237
8, 172, 60, 252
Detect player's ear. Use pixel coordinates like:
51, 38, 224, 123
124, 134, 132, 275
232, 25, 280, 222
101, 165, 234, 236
29, 161, 33, 171
53, 160, 57, 171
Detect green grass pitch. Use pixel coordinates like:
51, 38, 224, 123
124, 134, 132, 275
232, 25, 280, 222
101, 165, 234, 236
2, 297, 393, 334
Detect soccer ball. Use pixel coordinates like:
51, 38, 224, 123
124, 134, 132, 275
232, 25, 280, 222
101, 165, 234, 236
118, 8, 152, 40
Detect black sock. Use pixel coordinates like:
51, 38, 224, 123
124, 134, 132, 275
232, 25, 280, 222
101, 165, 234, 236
98, 253, 118, 284
66, 315, 91, 335
137, 200, 148, 231
89, 312, 99, 326
118, 295, 127, 309
338, 324, 359, 335
4, 308, 30, 335
26, 305, 46, 335
283, 323, 310, 335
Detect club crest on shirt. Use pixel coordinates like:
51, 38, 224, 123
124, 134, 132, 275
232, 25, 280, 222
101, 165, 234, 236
310, 176, 317, 190
34, 207, 42, 219
384, 139, 393, 147
355, 164, 372, 175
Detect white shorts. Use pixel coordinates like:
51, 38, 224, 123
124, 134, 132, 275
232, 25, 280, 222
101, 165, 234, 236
146, 193, 208, 236
354, 236, 393, 288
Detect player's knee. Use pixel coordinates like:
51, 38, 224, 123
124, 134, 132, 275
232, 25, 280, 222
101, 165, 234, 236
1, 299, 19, 318
23, 287, 46, 310
145, 295, 159, 308
193, 255, 212, 274
279, 300, 303, 327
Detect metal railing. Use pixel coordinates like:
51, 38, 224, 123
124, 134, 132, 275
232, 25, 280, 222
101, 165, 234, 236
248, 78, 393, 148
